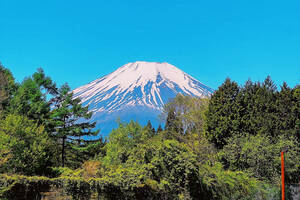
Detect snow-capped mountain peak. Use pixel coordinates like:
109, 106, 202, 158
74, 61, 212, 110
73, 61, 213, 135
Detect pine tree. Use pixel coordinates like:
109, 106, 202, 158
9, 68, 57, 127
146, 120, 156, 136
205, 78, 240, 148
292, 85, 300, 143
273, 82, 295, 137
157, 124, 163, 133
238, 76, 277, 137
146, 120, 151, 128
51, 83, 99, 167
65, 135, 106, 168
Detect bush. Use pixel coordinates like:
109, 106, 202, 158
221, 133, 300, 184
0, 115, 55, 176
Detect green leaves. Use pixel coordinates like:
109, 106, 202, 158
50, 83, 99, 167
205, 78, 241, 148
222, 133, 300, 184
99, 119, 267, 199
0, 64, 16, 113
1, 64, 299, 199
206, 77, 300, 149
8, 70, 55, 127
102, 121, 151, 166
0, 114, 55, 176
164, 94, 209, 139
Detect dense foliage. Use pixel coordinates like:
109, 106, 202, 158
0, 64, 16, 114
0, 63, 299, 200
0, 114, 55, 176
50, 83, 99, 167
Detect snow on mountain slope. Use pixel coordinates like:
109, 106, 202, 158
73, 61, 213, 136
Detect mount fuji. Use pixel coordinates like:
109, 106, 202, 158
73, 61, 213, 136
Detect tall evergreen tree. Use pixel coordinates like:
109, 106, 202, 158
156, 124, 163, 133
10, 78, 49, 124
66, 136, 106, 168
9, 68, 57, 127
292, 85, 300, 142
146, 120, 156, 136
205, 78, 240, 148
51, 83, 98, 167
32, 68, 58, 96
238, 76, 277, 137
274, 82, 295, 137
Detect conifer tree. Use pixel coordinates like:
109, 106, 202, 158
146, 120, 156, 136
157, 124, 163, 133
9, 68, 57, 126
238, 77, 277, 137
205, 78, 240, 148
51, 83, 98, 167
292, 85, 300, 142
274, 82, 295, 137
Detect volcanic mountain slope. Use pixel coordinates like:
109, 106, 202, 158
73, 61, 213, 136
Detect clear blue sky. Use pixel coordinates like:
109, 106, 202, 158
0, 0, 299, 90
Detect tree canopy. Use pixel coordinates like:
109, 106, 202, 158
0, 63, 299, 200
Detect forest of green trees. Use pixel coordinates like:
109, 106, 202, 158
0, 63, 299, 200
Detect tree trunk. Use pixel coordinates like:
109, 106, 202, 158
62, 136, 66, 167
